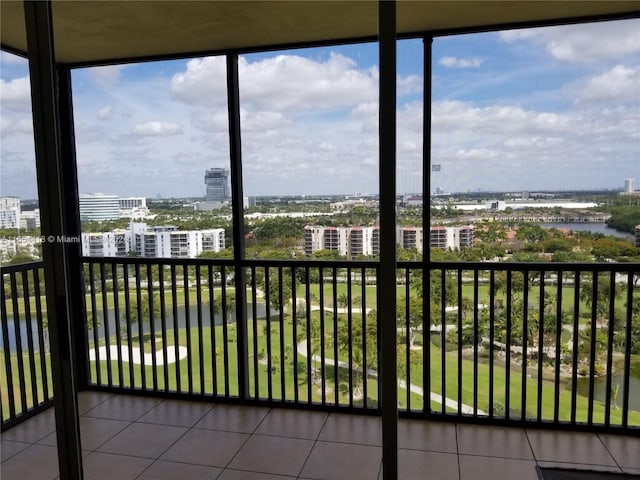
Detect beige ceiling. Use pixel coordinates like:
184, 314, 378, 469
1, 1, 639, 64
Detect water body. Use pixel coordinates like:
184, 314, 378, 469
1, 302, 271, 353
540, 222, 634, 241
574, 361, 640, 412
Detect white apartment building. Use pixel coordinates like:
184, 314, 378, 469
427, 226, 475, 250
0, 197, 21, 229
82, 222, 225, 258
396, 227, 424, 252
305, 225, 474, 256
82, 230, 130, 257
304, 225, 379, 259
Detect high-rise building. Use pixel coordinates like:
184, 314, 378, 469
79, 193, 120, 222
205, 168, 231, 202
0, 197, 21, 229
625, 178, 635, 194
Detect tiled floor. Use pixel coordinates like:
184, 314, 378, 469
2, 392, 639, 480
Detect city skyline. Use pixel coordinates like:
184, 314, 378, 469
1, 19, 638, 199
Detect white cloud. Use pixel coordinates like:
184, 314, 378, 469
98, 105, 113, 120
171, 53, 379, 112
499, 19, 640, 63
132, 121, 183, 136
397, 74, 423, 95
430, 95, 638, 192
0, 116, 33, 137
0, 76, 31, 110
438, 56, 483, 68
578, 65, 640, 103
87, 64, 126, 89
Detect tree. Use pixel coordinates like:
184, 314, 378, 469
475, 221, 508, 244
337, 293, 349, 310
126, 292, 162, 341
397, 296, 423, 348
516, 224, 549, 244
579, 274, 621, 323
336, 310, 378, 399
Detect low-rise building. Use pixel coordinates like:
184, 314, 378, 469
82, 222, 225, 258
304, 225, 379, 259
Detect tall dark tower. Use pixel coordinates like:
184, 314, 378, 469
204, 168, 230, 202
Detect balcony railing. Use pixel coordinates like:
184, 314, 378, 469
1, 262, 53, 430
2, 257, 638, 433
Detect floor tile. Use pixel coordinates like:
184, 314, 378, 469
194, 404, 270, 433
228, 434, 314, 476
1, 439, 30, 462
97, 422, 187, 458
0, 444, 58, 480
398, 449, 459, 480
459, 454, 538, 480
218, 469, 296, 479
0, 408, 55, 443
398, 419, 458, 453
161, 428, 248, 467
83, 394, 161, 421
77, 391, 114, 415
301, 441, 382, 480
527, 430, 617, 466
254, 408, 327, 439
457, 424, 533, 459
599, 434, 640, 469
82, 452, 152, 480
137, 399, 214, 427
38, 417, 131, 451
136, 459, 222, 479
318, 413, 382, 446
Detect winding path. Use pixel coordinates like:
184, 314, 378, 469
296, 339, 484, 414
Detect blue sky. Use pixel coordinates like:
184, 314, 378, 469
1, 19, 638, 199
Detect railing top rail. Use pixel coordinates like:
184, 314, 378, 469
425, 260, 640, 272
0, 261, 45, 273
4, 257, 636, 273
80, 256, 235, 267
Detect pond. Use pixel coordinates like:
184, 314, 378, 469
573, 359, 640, 412
1, 302, 271, 353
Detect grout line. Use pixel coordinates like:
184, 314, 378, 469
218, 406, 273, 472
523, 427, 539, 463
595, 432, 623, 471
297, 410, 332, 478
455, 423, 462, 480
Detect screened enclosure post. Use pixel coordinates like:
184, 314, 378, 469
379, 1, 398, 478
227, 53, 249, 398
23, 1, 83, 478
57, 65, 89, 390
422, 34, 433, 416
